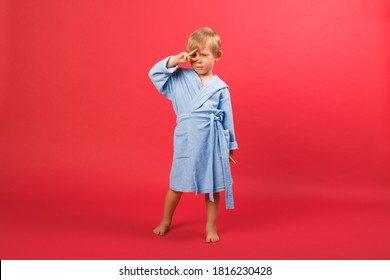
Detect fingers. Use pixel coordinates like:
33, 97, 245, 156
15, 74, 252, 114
188, 48, 198, 55
176, 49, 197, 64
184, 52, 190, 62
189, 49, 198, 61
186, 48, 197, 61
183, 51, 190, 61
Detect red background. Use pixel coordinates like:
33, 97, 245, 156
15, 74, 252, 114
1, 0, 390, 259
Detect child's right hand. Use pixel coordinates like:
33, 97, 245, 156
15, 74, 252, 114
167, 49, 197, 68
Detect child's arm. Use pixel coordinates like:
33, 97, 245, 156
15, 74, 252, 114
148, 49, 197, 100
219, 88, 238, 163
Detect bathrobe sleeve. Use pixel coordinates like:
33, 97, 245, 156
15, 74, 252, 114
219, 88, 238, 150
148, 56, 178, 100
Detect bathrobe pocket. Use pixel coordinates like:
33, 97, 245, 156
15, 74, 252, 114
174, 133, 190, 159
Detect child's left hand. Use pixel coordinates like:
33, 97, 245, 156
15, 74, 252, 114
229, 150, 236, 164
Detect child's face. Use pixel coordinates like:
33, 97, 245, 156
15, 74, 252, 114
189, 40, 219, 77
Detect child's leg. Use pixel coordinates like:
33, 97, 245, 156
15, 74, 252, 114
205, 192, 220, 243
153, 189, 182, 236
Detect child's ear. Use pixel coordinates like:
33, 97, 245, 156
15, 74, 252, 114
216, 50, 222, 61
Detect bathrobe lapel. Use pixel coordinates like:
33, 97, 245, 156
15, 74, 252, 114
190, 74, 228, 112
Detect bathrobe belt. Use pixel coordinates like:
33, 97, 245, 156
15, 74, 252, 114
176, 112, 234, 209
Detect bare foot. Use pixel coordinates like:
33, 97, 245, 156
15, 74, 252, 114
205, 224, 220, 243
153, 218, 171, 236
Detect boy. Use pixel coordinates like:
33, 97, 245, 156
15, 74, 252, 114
148, 27, 238, 242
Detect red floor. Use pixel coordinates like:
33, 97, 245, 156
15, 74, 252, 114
1, 174, 389, 260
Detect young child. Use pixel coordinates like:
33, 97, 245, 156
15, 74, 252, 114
148, 27, 238, 243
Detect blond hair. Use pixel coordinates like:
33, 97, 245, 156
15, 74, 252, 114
186, 27, 222, 58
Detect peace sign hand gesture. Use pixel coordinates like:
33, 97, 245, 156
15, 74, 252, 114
166, 49, 197, 68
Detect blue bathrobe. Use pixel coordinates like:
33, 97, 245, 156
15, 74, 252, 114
149, 56, 238, 209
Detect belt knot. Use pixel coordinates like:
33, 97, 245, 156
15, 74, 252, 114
213, 112, 223, 122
